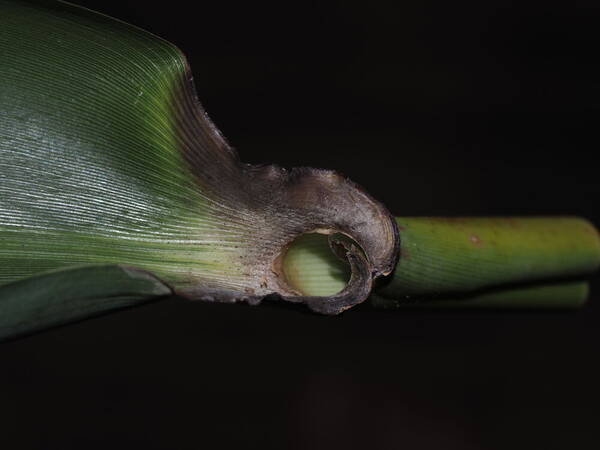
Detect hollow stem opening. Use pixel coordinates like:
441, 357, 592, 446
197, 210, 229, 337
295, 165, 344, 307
281, 233, 352, 296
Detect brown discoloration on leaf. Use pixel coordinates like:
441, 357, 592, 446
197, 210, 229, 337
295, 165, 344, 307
399, 248, 410, 259
170, 61, 399, 314
469, 234, 482, 245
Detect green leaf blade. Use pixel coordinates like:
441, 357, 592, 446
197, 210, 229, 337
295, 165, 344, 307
0, 264, 171, 342
0, 0, 245, 290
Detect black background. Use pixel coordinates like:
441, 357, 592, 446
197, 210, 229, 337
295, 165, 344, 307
3, 1, 600, 449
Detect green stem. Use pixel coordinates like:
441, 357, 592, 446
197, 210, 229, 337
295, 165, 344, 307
282, 217, 600, 308
371, 281, 589, 309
